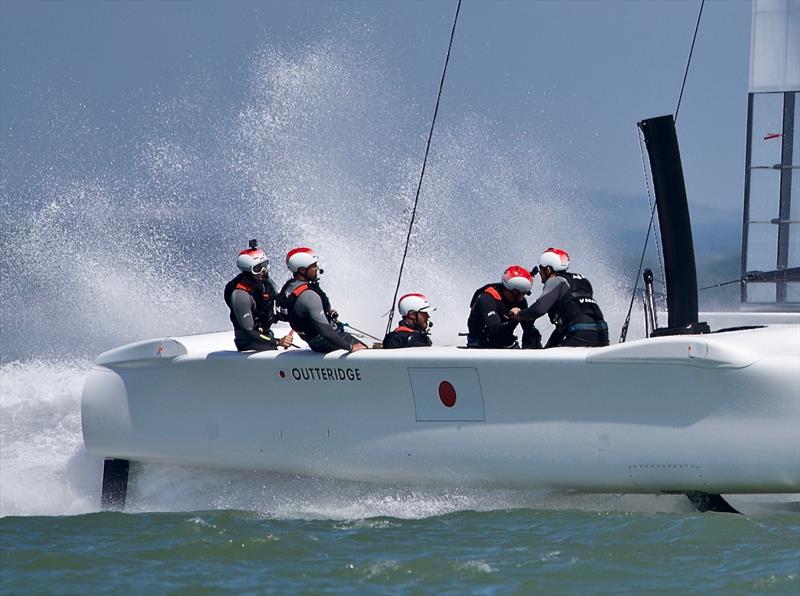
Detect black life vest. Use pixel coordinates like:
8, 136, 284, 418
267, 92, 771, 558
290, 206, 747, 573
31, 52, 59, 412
558, 272, 594, 299
549, 271, 605, 328
383, 323, 432, 349
223, 273, 277, 331
469, 283, 504, 309
467, 283, 526, 347
277, 279, 335, 342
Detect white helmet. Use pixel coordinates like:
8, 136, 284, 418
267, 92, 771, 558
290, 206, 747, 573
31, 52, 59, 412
237, 247, 268, 274
398, 293, 435, 316
539, 248, 570, 272
502, 265, 533, 294
286, 247, 318, 273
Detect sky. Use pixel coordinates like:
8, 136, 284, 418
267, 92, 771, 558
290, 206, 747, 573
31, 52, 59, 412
0, 0, 760, 354
1, 0, 751, 208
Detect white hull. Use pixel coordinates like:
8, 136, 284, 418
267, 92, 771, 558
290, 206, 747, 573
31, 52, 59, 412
81, 324, 800, 496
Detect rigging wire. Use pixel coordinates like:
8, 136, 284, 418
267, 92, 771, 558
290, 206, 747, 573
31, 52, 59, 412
698, 278, 745, 291
619, 129, 659, 343
675, 0, 705, 123
620, 0, 705, 342
340, 322, 383, 343
642, 135, 666, 291
385, 0, 462, 337
698, 266, 800, 293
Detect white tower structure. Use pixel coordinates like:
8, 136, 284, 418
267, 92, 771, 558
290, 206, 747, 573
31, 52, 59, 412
741, 0, 800, 307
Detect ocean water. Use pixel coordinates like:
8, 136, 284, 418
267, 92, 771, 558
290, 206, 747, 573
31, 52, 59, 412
2, 19, 798, 595
3, 509, 799, 594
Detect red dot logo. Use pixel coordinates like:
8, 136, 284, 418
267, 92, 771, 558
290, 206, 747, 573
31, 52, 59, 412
438, 381, 456, 408
278, 370, 286, 379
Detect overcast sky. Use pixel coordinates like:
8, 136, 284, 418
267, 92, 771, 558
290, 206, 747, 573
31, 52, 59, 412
2, 0, 753, 250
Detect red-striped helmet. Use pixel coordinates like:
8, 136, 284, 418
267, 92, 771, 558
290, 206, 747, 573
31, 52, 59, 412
286, 247, 318, 273
237, 247, 268, 274
398, 293, 435, 316
502, 266, 533, 294
539, 248, 570, 272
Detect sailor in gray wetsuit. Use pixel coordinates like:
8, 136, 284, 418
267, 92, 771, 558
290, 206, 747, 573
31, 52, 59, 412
278, 247, 366, 354
510, 248, 609, 348
224, 240, 294, 352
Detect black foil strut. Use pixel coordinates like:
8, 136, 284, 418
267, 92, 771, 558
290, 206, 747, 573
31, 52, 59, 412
638, 115, 708, 336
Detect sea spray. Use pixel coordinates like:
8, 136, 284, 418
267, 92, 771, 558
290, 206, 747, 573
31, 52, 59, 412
3, 33, 632, 360
2, 35, 640, 517
0, 360, 100, 516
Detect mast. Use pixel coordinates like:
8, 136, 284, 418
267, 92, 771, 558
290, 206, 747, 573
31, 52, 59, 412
741, 0, 800, 309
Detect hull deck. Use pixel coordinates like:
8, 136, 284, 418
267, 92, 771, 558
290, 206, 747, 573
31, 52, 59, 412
82, 324, 800, 495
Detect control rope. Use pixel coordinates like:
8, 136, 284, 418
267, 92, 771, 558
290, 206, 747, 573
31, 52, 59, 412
675, 0, 705, 123
385, 0, 462, 337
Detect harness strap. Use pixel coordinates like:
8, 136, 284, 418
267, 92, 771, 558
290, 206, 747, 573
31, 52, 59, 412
484, 286, 502, 301
291, 283, 309, 298
568, 321, 608, 333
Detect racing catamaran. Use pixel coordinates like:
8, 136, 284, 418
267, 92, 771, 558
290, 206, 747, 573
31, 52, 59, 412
81, 0, 799, 513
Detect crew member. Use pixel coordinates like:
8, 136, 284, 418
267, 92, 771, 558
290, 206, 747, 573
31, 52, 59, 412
383, 293, 434, 349
466, 266, 542, 349
278, 247, 366, 354
224, 240, 294, 352
511, 248, 608, 347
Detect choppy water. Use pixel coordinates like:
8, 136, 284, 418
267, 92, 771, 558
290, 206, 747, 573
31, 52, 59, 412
2, 509, 799, 593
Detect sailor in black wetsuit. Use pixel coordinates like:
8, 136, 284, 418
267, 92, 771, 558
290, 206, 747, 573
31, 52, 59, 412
277, 247, 366, 354
383, 293, 434, 349
511, 248, 609, 348
466, 266, 542, 349
224, 240, 294, 352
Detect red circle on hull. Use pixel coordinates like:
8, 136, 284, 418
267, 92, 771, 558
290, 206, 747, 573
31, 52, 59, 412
438, 381, 457, 407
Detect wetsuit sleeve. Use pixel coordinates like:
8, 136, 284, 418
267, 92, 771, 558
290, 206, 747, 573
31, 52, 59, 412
518, 277, 569, 321
296, 291, 353, 351
514, 297, 542, 349
231, 289, 277, 347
